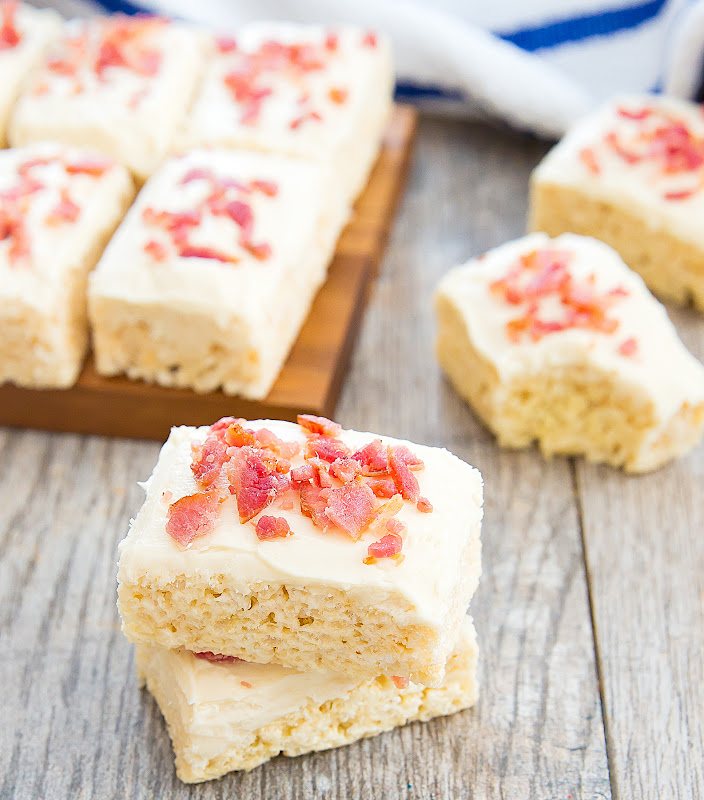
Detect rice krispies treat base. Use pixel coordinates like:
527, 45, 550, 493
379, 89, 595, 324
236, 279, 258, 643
0, 2, 61, 147
9, 16, 206, 181
136, 617, 478, 783
434, 233, 704, 472
0, 143, 134, 388
178, 23, 393, 204
118, 417, 483, 686
529, 94, 704, 309
88, 149, 348, 399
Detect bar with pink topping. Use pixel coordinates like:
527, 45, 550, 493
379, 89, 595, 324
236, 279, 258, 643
117, 415, 483, 687
529, 94, 704, 310
177, 22, 393, 203
8, 14, 206, 181
435, 232, 704, 472
0, 142, 134, 388
87, 148, 348, 398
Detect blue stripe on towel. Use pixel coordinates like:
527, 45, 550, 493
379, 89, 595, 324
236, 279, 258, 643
395, 83, 465, 102
90, 0, 150, 14
496, 0, 668, 51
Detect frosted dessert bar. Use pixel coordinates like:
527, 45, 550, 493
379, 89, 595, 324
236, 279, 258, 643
178, 22, 393, 203
87, 149, 348, 398
435, 232, 704, 472
118, 415, 483, 687
0, 142, 133, 388
529, 94, 704, 310
137, 617, 477, 783
0, 1, 61, 147
9, 14, 206, 181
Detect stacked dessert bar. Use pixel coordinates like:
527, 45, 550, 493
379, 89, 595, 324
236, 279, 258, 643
117, 414, 483, 782
0, 5, 395, 397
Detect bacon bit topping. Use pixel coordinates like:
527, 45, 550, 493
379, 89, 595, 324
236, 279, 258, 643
219, 36, 337, 127
362, 31, 378, 48
388, 446, 420, 501
45, 188, 80, 226
352, 439, 388, 474
228, 447, 289, 523
417, 496, 433, 513
391, 675, 410, 689
491, 248, 630, 343
298, 414, 342, 436
386, 517, 405, 534
216, 36, 237, 53
255, 515, 292, 540
603, 105, 704, 200
305, 436, 350, 463
165, 490, 220, 546
325, 481, 376, 540
0, 1, 20, 50
618, 337, 638, 357
367, 532, 403, 560
241, 680, 253, 688
579, 147, 600, 175
193, 651, 241, 663
65, 156, 114, 176
328, 87, 348, 104
254, 428, 300, 458
143, 169, 275, 265
289, 110, 322, 130
330, 457, 362, 483
144, 239, 167, 261
299, 482, 331, 529
191, 428, 229, 487
367, 478, 397, 498
94, 17, 163, 80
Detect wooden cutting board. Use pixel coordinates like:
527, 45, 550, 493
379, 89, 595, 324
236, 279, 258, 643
0, 104, 417, 441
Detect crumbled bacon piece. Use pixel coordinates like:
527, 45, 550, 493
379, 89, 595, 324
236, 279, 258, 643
0, 207, 30, 264
290, 464, 316, 486
228, 447, 287, 523
94, 17, 163, 80
362, 31, 378, 48
417, 496, 433, 513
579, 147, 600, 175
330, 457, 362, 483
65, 156, 114, 176
367, 532, 403, 559
241, 680, 252, 688
618, 337, 638, 357
193, 651, 241, 663
305, 436, 350, 463
386, 517, 405, 534
298, 414, 342, 436
191, 430, 229, 487
388, 446, 420, 501
299, 482, 330, 529
366, 478, 396, 498
46, 189, 80, 225
250, 179, 278, 197
0, 1, 20, 50
617, 106, 652, 121
179, 244, 239, 264
325, 481, 376, 540
144, 239, 167, 261
324, 31, 338, 51
391, 675, 410, 689
253, 428, 300, 458
243, 240, 271, 260
664, 188, 696, 201
225, 199, 253, 231
351, 439, 388, 474
328, 87, 348, 104
216, 36, 237, 53
255, 515, 292, 540
210, 416, 239, 432
181, 167, 216, 185
290, 110, 323, 130
393, 445, 424, 470
165, 490, 220, 546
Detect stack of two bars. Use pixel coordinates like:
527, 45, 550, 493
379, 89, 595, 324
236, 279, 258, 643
116, 414, 484, 782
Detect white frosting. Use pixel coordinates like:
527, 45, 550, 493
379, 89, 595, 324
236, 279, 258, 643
88, 148, 340, 328
436, 232, 704, 430
9, 17, 207, 179
118, 419, 483, 630
0, 142, 133, 311
532, 94, 704, 250
0, 2, 61, 143
180, 23, 392, 161
137, 617, 474, 761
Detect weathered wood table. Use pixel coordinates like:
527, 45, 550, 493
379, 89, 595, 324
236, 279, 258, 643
1, 117, 702, 799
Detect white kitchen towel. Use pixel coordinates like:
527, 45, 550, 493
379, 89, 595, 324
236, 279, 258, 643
48, 0, 704, 138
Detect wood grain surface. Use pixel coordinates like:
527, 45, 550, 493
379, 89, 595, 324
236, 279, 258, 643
2, 115, 703, 799
0, 105, 416, 441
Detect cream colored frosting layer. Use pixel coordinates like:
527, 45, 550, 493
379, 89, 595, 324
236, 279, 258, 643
136, 617, 476, 762
88, 148, 343, 328
435, 232, 704, 429
0, 2, 61, 144
532, 94, 704, 250
180, 22, 392, 161
9, 17, 206, 179
118, 419, 483, 630
0, 142, 133, 311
